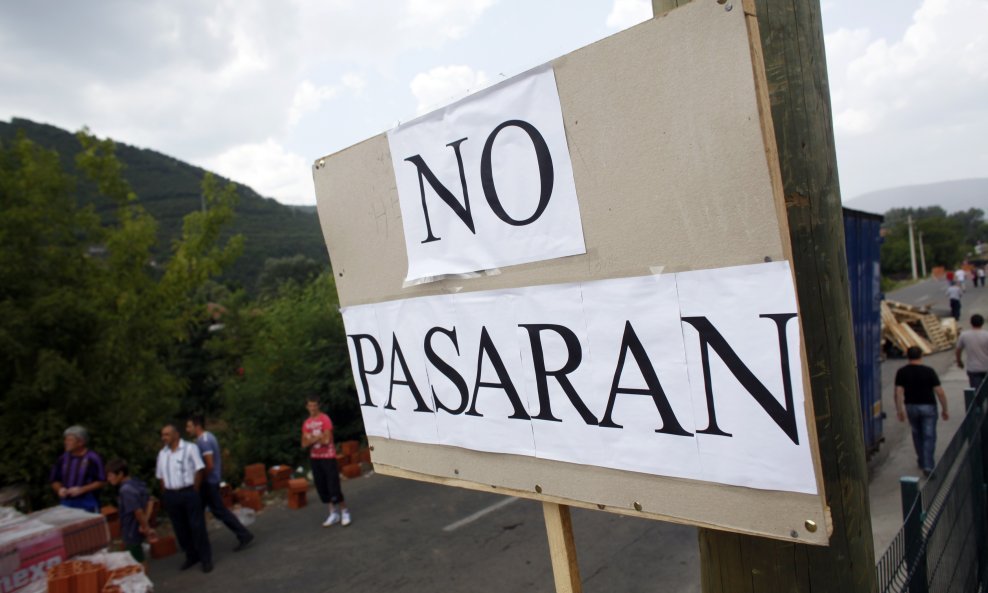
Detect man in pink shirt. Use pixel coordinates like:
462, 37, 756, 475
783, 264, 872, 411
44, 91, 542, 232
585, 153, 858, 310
302, 395, 351, 527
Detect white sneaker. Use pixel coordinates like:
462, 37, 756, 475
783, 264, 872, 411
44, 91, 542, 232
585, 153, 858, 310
341, 510, 352, 527
322, 511, 340, 527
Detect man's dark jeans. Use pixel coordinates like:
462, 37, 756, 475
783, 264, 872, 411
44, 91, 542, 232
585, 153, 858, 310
907, 403, 938, 473
201, 481, 251, 542
163, 487, 212, 564
968, 371, 986, 390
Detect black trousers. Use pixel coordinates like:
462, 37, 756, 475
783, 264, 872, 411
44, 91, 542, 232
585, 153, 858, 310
201, 481, 251, 542
311, 458, 344, 504
163, 488, 212, 563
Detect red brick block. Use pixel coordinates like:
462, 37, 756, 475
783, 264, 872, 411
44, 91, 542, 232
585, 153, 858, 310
336, 453, 350, 467
243, 463, 267, 486
288, 478, 308, 493
340, 440, 360, 456
341, 464, 361, 479
287, 490, 307, 510
47, 564, 74, 593
236, 488, 263, 511
75, 563, 101, 593
150, 535, 177, 559
358, 449, 371, 464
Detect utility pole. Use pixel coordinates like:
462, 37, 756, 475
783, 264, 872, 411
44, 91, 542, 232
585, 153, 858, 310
908, 215, 918, 279
919, 231, 927, 278
651, 1, 876, 591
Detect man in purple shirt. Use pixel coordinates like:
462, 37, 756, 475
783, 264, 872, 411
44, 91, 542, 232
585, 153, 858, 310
49, 426, 105, 513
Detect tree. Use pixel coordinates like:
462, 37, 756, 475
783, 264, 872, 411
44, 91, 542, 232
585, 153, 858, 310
218, 273, 358, 480
880, 207, 968, 276
256, 254, 325, 297
0, 132, 242, 507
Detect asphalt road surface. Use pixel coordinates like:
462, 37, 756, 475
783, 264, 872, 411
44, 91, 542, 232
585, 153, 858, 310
153, 474, 700, 593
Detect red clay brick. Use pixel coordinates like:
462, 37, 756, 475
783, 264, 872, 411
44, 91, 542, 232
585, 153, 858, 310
287, 490, 307, 510
340, 440, 360, 456
150, 534, 177, 559
341, 464, 361, 479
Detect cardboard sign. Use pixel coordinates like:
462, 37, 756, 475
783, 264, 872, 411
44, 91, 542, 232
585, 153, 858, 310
313, 0, 829, 544
388, 67, 586, 282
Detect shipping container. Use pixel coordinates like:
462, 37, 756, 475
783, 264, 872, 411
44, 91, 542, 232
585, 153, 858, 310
843, 207, 884, 456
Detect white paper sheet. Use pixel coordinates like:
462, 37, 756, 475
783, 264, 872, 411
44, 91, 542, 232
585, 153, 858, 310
373, 299, 441, 444
388, 66, 586, 282
341, 305, 390, 438
339, 261, 816, 494
579, 275, 702, 480
677, 261, 816, 494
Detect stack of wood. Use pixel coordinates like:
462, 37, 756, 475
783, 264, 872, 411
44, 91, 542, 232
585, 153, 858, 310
881, 300, 956, 355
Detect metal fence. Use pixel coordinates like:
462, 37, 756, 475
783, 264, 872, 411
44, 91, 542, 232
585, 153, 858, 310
876, 381, 988, 593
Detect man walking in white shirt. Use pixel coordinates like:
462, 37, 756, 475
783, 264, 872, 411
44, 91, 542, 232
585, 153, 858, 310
156, 424, 213, 573
957, 314, 988, 390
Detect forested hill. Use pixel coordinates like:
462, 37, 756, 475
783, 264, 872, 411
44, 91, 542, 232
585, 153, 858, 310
0, 117, 329, 291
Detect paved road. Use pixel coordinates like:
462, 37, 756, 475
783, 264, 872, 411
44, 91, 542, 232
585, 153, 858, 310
153, 475, 700, 593
152, 277, 988, 593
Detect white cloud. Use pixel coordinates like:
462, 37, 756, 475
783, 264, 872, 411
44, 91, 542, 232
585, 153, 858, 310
288, 81, 340, 126
410, 65, 490, 115
341, 73, 367, 93
826, 0, 988, 197
204, 139, 313, 205
0, 0, 499, 205
606, 0, 651, 29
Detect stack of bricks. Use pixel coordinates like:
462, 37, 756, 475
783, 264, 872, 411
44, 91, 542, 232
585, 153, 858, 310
339, 441, 362, 479
243, 463, 268, 491
30, 506, 111, 558
46, 560, 107, 593
235, 488, 263, 511
287, 478, 308, 510
104, 565, 143, 591
238, 462, 267, 511
268, 465, 291, 490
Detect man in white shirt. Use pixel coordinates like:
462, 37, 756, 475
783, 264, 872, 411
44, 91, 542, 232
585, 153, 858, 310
955, 268, 967, 289
156, 424, 213, 573
947, 282, 963, 321
957, 314, 988, 390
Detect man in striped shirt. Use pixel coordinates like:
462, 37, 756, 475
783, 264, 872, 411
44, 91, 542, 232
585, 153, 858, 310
49, 426, 105, 513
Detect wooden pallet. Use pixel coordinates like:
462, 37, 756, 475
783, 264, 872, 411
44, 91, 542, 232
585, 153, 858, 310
881, 300, 956, 355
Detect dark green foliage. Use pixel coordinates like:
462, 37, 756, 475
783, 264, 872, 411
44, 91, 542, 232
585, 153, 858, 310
880, 207, 985, 277
218, 274, 359, 476
0, 118, 329, 292
257, 255, 325, 298
0, 132, 242, 507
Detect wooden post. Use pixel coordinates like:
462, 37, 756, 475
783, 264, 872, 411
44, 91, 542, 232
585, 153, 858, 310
543, 502, 582, 593
652, 0, 878, 591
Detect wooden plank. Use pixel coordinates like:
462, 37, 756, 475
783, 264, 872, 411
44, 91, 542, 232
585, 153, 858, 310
543, 503, 582, 593
900, 323, 932, 355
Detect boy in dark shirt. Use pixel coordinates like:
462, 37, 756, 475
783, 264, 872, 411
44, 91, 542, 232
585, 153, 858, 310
106, 459, 156, 564
894, 347, 950, 476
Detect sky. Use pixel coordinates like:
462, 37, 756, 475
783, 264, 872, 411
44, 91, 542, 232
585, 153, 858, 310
0, 0, 985, 206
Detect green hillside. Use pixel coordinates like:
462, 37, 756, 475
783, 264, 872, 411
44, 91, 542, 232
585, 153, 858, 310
0, 117, 329, 290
